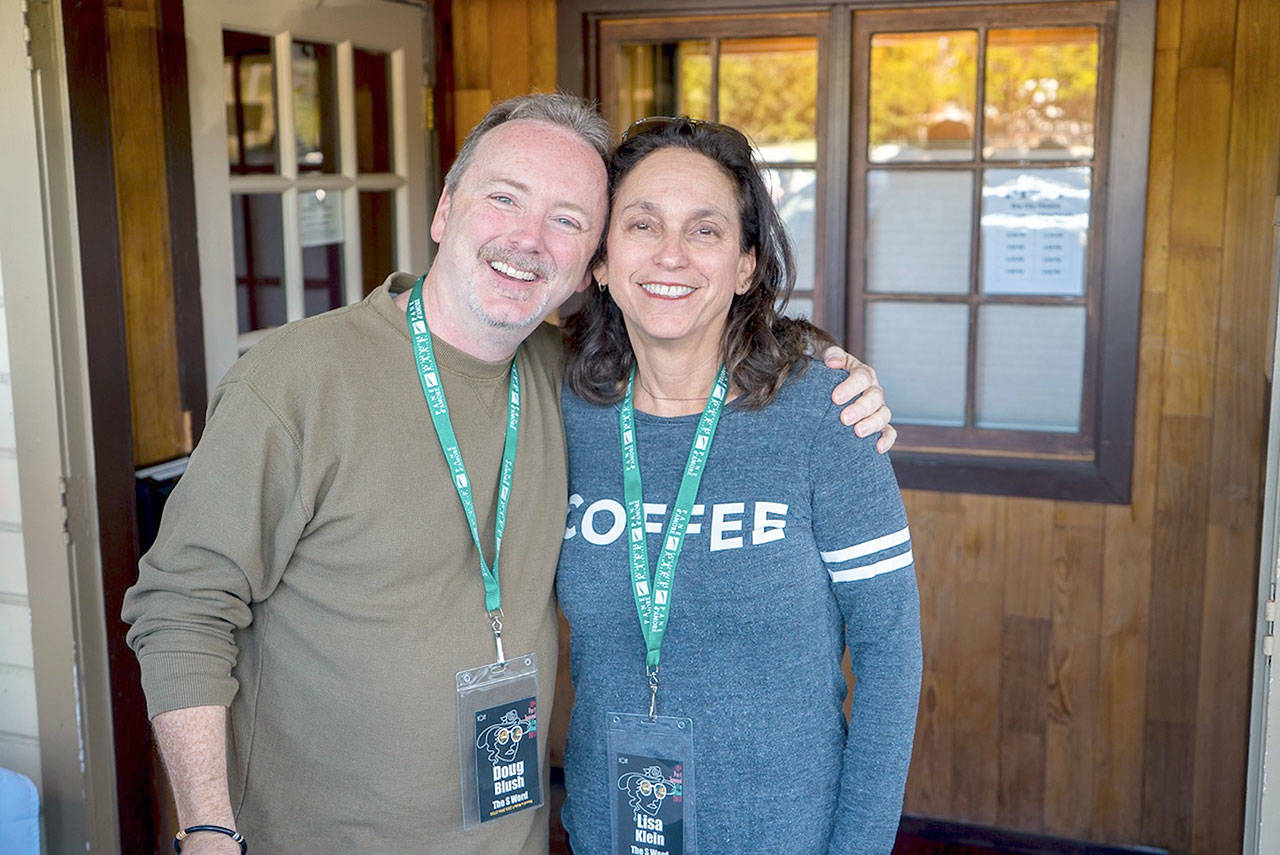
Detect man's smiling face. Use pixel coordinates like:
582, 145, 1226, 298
429, 119, 608, 337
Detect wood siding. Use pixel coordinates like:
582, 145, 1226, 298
107, 0, 190, 466
451, 0, 559, 148
902, 2, 1280, 853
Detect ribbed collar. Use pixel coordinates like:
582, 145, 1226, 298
372, 271, 516, 380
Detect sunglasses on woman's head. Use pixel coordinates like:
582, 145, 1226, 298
621, 115, 753, 149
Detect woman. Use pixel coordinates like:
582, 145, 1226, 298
556, 117, 922, 854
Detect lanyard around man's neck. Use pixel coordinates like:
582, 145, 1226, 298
406, 275, 520, 662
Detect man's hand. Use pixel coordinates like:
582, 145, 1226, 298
823, 346, 896, 454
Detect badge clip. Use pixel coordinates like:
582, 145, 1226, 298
647, 664, 660, 721
489, 608, 506, 666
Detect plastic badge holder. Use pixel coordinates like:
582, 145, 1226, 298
456, 653, 543, 830
607, 712, 696, 855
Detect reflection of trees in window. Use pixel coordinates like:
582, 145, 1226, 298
984, 28, 1099, 159
869, 31, 978, 158
718, 40, 817, 151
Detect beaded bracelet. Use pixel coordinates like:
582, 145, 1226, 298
173, 825, 247, 854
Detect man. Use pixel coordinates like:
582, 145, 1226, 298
123, 93, 892, 854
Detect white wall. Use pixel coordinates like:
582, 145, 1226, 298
0, 261, 42, 788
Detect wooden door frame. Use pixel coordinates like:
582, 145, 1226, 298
1245, 195, 1280, 855
58, 0, 156, 850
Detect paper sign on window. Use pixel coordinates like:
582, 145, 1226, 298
299, 189, 344, 248
981, 168, 1089, 297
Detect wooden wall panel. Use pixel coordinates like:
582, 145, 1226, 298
451, 0, 558, 150
998, 616, 1050, 828
1044, 505, 1103, 839
903, 492, 960, 816
1189, 2, 1280, 852
106, 0, 190, 465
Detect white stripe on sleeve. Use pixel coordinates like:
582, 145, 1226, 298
819, 525, 911, 564
827, 549, 914, 583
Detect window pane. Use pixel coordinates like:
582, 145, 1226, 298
869, 30, 978, 163
983, 27, 1099, 161
615, 41, 711, 132
867, 170, 972, 294
763, 167, 816, 294
360, 191, 396, 296
782, 295, 813, 320
866, 302, 969, 426
299, 189, 345, 315
232, 193, 286, 333
354, 48, 392, 174
224, 31, 277, 174
976, 305, 1085, 431
719, 37, 818, 162
293, 40, 340, 173
981, 167, 1090, 296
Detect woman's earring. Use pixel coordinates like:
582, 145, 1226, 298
597, 280, 608, 292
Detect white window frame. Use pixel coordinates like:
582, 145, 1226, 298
185, 0, 433, 390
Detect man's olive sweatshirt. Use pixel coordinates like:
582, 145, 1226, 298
123, 274, 567, 854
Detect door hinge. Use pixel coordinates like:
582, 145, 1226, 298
1264, 565, 1278, 657
58, 475, 71, 545
20, 1, 33, 71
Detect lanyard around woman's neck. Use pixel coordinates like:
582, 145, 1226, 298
619, 363, 728, 717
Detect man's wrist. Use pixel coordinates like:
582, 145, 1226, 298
173, 824, 246, 854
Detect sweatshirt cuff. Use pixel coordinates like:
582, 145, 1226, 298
138, 651, 240, 719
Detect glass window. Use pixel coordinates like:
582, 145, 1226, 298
975, 304, 1086, 431
222, 30, 405, 350
224, 31, 277, 174
292, 40, 340, 173
360, 191, 396, 296
984, 27, 1099, 161
298, 189, 345, 315
869, 31, 977, 163
231, 193, 286, 333
614, 41, 712, 128
866, 170, 973, 294
850, 7, 1117, 494
354, 48, 393, 173
719, 37, 818, 162
866, 302, 970, 426
980, 167, 1090, 296
586, 1, 1147, 501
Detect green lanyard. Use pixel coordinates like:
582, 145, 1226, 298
620, 363, 728, 717
407, 276, 520, 662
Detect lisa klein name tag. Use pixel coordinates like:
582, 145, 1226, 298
607, 712, 696, 855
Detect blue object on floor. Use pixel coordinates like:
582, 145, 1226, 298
0, 767, 40, 855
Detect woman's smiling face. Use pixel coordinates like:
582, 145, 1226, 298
594, 147, 756, 358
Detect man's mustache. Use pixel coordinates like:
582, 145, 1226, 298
481, 247, 555, 281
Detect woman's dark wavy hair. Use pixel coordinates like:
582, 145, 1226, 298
563, 117, 834, 409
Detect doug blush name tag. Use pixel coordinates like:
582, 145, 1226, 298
457, 654, 543, 829
607, 712, 696, 855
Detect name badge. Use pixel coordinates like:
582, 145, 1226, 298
457, 654, 543, 829
607, 712, 696, 855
